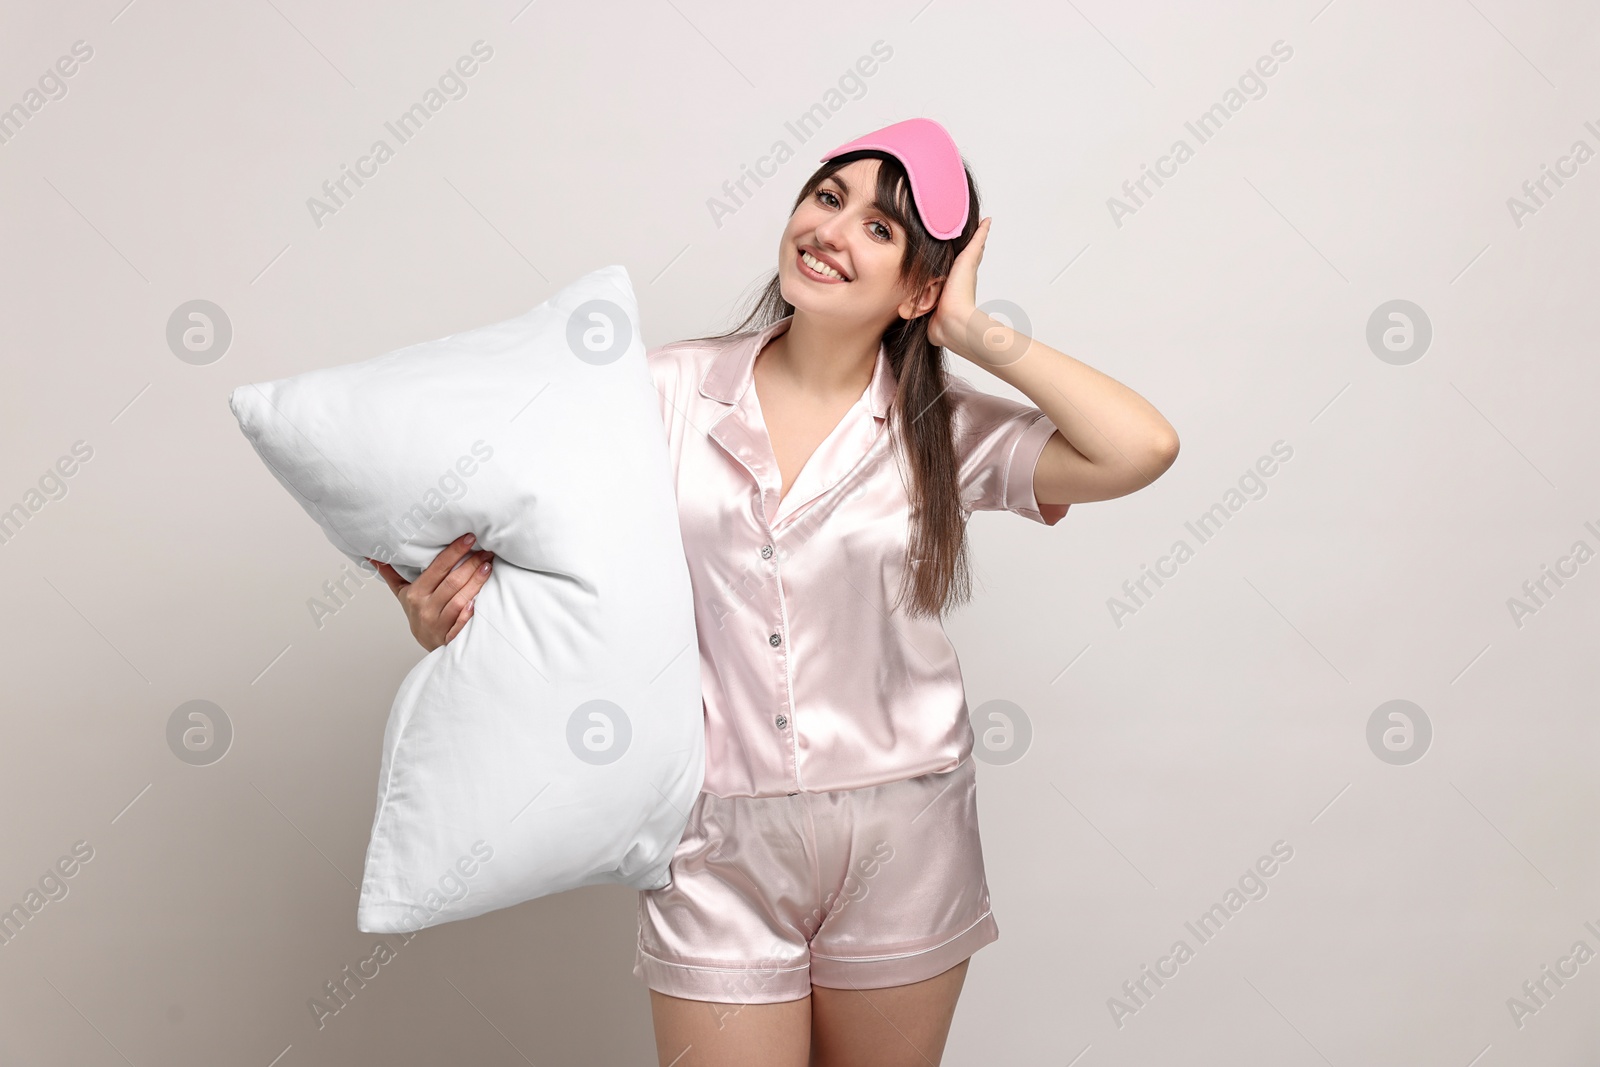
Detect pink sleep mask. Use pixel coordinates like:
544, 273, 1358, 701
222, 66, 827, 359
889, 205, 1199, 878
818, 117, 970, 240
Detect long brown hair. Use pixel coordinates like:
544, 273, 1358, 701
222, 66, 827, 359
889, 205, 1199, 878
688, 148, 985, 619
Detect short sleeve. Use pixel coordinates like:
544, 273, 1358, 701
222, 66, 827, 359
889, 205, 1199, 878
947, 374, 1069, 526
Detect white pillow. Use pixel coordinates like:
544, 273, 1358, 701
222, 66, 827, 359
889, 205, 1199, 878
228, 265, 704, 934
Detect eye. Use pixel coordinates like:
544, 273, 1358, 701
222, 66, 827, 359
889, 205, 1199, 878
814, 186, 893, 242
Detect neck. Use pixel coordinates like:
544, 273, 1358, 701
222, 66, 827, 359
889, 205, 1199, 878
762, 308, 886, 398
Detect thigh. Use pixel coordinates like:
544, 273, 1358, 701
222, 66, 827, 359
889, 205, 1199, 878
807, 958, 970, 1067
649, 989, 812, 1067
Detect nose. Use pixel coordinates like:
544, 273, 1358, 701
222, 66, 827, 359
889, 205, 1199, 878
812, 209, 848, 249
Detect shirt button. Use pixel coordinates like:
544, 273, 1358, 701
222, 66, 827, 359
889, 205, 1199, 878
775, 714, 788, 729
760, 544, 773, 559
769, 632, 781, 647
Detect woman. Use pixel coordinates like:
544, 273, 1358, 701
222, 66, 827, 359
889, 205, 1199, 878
373, 118, 1178, 1066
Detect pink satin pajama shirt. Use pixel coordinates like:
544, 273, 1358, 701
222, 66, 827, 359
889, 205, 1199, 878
647, 315, 1068, 800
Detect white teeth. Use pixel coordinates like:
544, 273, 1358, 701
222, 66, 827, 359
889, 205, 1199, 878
801, 250, 844, 280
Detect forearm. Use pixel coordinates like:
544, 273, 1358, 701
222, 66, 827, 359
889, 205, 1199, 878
950, 312, 1178, 472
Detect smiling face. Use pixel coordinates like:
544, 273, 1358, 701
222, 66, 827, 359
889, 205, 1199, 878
777, 158, 940, 332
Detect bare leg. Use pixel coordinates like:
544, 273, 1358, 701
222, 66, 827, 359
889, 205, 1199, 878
806, 958, 971, 1067
648, 989, 813, 1067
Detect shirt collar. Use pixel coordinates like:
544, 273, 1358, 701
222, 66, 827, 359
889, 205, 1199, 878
699, 314, 897, 420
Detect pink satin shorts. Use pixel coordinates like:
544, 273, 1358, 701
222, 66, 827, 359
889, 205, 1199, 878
633, 756, 998, 1004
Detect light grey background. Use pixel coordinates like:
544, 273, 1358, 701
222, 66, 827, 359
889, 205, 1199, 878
3, 0, 1596, 1064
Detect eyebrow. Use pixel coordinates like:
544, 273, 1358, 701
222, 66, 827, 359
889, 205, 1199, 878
827, 173, 885, 212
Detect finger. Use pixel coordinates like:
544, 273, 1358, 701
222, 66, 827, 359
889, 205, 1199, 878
441, 555, 493, 619
442, 565, 492, 642
971, 219, 990, 255
443, 600, 474, 644
414, 533, 482, 597
430, 551, 493, 618
957, 226, 987, 269
367, 559, 409, 595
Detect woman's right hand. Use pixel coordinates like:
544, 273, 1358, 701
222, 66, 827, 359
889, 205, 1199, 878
366, 533, 494, 652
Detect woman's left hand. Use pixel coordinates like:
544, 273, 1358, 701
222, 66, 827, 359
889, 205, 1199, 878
925, 216, 991, 353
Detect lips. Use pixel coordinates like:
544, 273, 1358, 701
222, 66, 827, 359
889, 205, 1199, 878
807, 247, 849, 279
798, 246, 850, 282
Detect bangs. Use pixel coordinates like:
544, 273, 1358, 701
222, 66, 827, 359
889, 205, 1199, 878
814, 150, 922, 238
870, 157, 918, 234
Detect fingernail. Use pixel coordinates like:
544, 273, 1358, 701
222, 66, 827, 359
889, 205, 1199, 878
464, 533, 476, 545
478, 561, 490, 573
